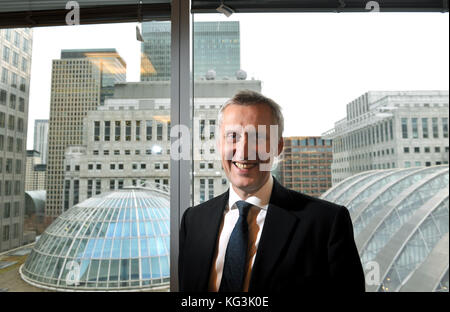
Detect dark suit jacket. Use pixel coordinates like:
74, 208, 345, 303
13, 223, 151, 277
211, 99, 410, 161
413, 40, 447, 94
179, 178, 365, 292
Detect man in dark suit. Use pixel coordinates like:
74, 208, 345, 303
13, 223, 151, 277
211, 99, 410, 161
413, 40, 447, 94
179, 90, 365, 292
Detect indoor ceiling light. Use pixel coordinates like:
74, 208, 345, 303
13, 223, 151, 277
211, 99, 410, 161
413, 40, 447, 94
216, 1, 234, 17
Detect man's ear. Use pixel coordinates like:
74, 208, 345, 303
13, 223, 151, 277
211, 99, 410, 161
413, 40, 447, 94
277, 137, 284, 156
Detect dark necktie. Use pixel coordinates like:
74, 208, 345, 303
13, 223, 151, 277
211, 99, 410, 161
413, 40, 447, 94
219, 200, 252, 292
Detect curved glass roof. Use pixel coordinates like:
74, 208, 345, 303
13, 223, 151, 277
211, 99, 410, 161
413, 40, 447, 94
321, 165, 449, 292
20, 188, 170, 291
379, 197, 449, 292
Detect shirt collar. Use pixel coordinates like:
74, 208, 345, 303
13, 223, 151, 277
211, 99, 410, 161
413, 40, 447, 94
228, 175, 273, 211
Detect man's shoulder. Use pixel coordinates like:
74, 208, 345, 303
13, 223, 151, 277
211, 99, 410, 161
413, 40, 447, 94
273, 183, 346, 221
183, 191, 228, 218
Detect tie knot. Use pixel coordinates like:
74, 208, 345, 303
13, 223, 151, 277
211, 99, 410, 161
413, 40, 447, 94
235, 200, 252, 217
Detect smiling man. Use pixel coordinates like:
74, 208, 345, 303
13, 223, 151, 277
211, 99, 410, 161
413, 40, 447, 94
179, 90, 365, 292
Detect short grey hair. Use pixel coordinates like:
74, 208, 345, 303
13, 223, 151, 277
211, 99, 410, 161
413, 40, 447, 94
218, 90, 284, 138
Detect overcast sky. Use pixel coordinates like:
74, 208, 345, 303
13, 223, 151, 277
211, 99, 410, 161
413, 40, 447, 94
27, 12, 449, 149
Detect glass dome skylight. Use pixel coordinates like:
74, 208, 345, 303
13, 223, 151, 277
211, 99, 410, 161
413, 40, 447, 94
20, 188, 170, 291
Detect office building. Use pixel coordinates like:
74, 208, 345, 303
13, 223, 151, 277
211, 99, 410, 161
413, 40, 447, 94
25, 150, 46, 191
45, 49, 126, 221
141, 21, 240, 81
0, 28, 33, 252
275, 136, 332, 197
33, 119, 48, 164
62, 79, 261, 210
322, 91, 449, 185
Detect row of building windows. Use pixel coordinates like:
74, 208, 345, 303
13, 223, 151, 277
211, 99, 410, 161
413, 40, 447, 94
0, 68, 28, 92
0, 180, 22, 196
401, 117, 448, 139
0, 136, 24, 153
0, 158, 22, 175
1, 45, 29, 72
333, 119, 394, 153
283, 165, 331, 170
284, 171, 330, 176
90, 148, 169, 156
66, 162, 170, 172
403, 146, 449, 154
93, 120, 170, 142
404, 161, 447, 167
0, 113, 25, 131
333, 162, 398, 173
1, 29, 30, 53
287, 138, 332, 147
2, 201, 21, 219
2, 223, 20, 242
0, 89, 26, 111
283, 159, 332, 166
284, 177, 332, 182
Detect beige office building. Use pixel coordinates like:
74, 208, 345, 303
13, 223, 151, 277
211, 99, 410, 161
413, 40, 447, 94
45, 49, 126, 222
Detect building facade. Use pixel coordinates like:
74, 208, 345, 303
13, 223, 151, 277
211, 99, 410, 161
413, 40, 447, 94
33, 119, 48, 164
322, 91, 449, 185
25, 150, 46, 191
141, 21, 240, 81
274, 136, 333, 197
62, 79, 261, 211
45, 49, 126, 220
0, 28, 32, 252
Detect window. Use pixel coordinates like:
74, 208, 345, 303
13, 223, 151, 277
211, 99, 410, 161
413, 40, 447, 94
155, 163, 160, 170
12, 52, 19, 67
411, 118, 418, 138
94, 121, 100, 141
432, 117, 439, 138
126, 120, 131, 141
157, 122, 163, 140
104, 121, 111, 141
146, 120, 152, 140
414, 147, 420, 153
443, 117, 448, 138
401, 118, 408, 139
3, 225, 10, 241
110, 180, 115, 190
1, 68, 7, 84
2, 46, 10, 62
422, 118, 429, 138
115, 121, 121, 141
435, 147, 441, 153
424, 147, 430, 153
163, 163, 169, 170
9, 94, 16, 109
21, 57, 28, 72
3, 203, 11, 218
0, 90, 6, 105
19, 97, 25, 111
136, 120, 141, 141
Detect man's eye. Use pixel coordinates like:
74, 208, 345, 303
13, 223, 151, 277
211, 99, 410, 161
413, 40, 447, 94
226, 132, 238, 140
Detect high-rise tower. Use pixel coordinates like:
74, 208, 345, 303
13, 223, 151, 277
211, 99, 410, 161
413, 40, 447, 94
45, 49, 126, 221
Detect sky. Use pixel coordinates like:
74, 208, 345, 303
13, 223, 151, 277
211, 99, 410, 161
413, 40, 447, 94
26, 12, 449, 149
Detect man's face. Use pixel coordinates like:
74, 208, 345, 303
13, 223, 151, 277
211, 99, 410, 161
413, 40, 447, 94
219, 103, 283, 195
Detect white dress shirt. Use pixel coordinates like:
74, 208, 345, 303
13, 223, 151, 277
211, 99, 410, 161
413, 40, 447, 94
208, 175, 273, 292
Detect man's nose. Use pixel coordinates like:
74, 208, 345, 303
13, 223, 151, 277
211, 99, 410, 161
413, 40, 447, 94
234, 133, 256, 161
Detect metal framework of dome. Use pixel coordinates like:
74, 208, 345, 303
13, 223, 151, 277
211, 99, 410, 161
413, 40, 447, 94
20, 187, 170, 291
321, 165, 449, 292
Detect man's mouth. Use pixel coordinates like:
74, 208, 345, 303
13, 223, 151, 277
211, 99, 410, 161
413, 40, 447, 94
233, 161, 258, 170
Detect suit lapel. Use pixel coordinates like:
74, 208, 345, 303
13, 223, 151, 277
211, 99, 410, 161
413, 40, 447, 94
192, 191, 228, 291
248, 179, 299, 291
